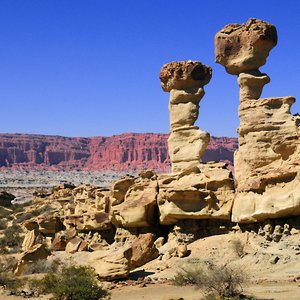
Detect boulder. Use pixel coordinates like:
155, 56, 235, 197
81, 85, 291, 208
37, 216, 64, 234
65, 237, 83, 254
51, 231, 67, 251
215, 18, 277, 74
130, 233, 159, 269
160, 60, 212, 92
88, 246, 132, 280
21, 228, 43, 252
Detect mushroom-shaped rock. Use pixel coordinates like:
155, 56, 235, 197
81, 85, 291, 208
160, 60, 212, 92
215, 18, 277, 74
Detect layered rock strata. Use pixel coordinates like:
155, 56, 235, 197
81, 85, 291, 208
160, 61, 212, 172
157, 162, 235, 224
216, 18, 300, 222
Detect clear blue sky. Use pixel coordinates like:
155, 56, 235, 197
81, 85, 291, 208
0, 0, 299, 137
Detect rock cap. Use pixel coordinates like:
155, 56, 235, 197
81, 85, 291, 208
215, 18, 277, 74
160, 60, 212, 92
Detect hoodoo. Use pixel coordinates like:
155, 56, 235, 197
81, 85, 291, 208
215, 18, 300, 222
159, 60, 212, 172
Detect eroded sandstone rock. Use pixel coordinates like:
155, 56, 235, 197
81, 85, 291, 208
130, 233, 159, 269
111, 173, 158, 227
216, 18, 300, 223
160, 61, 212, 92
160, 60, 212, 172
88, 246, 132, 280
157, 162, 235, 224
215, 18, 277, 74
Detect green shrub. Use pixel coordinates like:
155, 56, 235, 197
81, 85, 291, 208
172, 261, 247, 299
28, 272, 58, 295
0, 219, 7, 230
29, 264, 108, 300
0, 224, 23, 249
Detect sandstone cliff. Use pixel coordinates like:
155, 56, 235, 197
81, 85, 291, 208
0, 133, 237, 171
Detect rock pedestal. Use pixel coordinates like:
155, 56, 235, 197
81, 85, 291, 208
216, 18, 300, 223
160, 60, 212, 172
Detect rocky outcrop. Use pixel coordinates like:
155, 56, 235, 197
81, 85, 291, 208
160, 61, 212, 172
216, 18, 300, 223
157, 162, 235, 224
111, 170, 158, 227
0, 133, 237, 171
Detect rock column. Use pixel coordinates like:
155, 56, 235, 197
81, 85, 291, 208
159, 60, 212, 172
215, 18, 300, 222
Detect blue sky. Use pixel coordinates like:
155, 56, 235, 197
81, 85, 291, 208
0, 0, 299, 137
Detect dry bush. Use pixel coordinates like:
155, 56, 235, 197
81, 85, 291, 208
231, 239, 245, 258
172, 262, 205, 286
24, 258, 62, 275
0, 256, 25, 293
172, 261, 248, 299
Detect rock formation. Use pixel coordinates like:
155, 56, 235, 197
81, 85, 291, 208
160, 61, 212, 172
0, 133, 237, 171
157, 162, 235, 224
216, 18, 300, 222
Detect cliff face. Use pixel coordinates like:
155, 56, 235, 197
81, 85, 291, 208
0, 133, 237, 171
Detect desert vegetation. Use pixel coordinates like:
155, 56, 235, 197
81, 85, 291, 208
172, 261, 249, 299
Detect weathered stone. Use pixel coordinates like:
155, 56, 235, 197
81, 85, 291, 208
160, 60, 212, 172
65, 237, 83, 254
78, 240, 89, 251
130, 233, 159, 269
88, 246, 132, 280
111, 176, 158, 227
22, 228, 43, 252
177, 243, 188, 258
157, 162, 235, 224
37, 216, 63, 234
168, 127, 210, 172
160, 61, 212, 92
216, 18, 300, 223
232, 93, 300, 222
51, 231, 67, 251
215, 18, 277, 74
14, 244, 51, 276
111, 176, 136, 206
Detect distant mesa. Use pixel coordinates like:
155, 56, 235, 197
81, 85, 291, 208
0, 133, 237, 172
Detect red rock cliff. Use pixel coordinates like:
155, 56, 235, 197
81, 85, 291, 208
0, 133, 237, 171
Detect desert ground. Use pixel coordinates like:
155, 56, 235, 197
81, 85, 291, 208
2, 229, 300, 300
